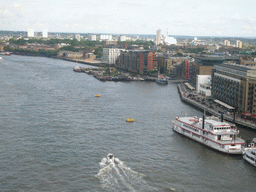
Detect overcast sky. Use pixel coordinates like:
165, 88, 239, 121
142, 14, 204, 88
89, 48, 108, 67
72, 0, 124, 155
1, 0, 256, 37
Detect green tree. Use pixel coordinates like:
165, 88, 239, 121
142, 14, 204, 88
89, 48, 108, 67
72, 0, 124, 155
160, 66, 165, 74
177, 52, 183, 57
94, 47, 103, 58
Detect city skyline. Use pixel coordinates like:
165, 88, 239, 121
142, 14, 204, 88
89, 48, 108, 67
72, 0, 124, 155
1, 0, 256, 37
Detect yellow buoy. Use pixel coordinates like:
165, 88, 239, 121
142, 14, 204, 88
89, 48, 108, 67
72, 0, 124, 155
126, 118, 134, 122
95, 94, 101, 97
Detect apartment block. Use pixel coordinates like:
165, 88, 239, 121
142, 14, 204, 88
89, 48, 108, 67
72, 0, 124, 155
116, 50, 158, 74
102, 48, 124, 64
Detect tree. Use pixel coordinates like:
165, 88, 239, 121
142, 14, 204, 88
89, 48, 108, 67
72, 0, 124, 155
177, 52, 183, 57
160, 66, 165, 74
94, 47, 103, 58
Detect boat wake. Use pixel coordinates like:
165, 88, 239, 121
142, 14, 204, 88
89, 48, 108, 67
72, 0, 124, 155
96, 155, 156, 191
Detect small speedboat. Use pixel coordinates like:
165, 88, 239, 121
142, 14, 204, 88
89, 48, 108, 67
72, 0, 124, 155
107, 153, 114, 162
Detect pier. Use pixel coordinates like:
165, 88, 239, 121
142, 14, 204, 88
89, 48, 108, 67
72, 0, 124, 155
177, 83, 256, 130
168, 79, 188, 83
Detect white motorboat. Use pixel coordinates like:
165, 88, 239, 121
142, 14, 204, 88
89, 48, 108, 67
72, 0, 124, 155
107, 153, 114, 163
242, 138, 256, 167
172, 115, 245, 154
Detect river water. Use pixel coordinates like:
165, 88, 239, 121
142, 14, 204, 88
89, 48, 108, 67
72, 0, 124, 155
1, 55, 256, 192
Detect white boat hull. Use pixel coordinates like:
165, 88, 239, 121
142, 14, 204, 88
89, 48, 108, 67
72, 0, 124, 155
242, 148, 256, 167
173, 123, 243, 155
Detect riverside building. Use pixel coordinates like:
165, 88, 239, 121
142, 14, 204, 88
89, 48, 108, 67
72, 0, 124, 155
102, 48, 124, 65
116, 50, 158, 74
189, 55, 239, 87
212, 63, 256, 115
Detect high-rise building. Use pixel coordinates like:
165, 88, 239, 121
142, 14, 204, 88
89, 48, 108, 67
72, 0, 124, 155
27, 28, 34, 37
223, 40, 230, 46
42, 29, 48, 38
236, 40, 242, 48
89, 35, 97, 41
156, 29, 161, 45
75, 34, 81, 41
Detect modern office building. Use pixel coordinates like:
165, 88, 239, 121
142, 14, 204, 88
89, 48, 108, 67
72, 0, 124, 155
102, 48, 124, 65
189, 55, 239, 86
189, 56, 224, 86
212, 63, 256, 114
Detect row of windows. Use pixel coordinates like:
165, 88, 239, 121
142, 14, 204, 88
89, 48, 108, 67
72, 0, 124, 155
213, 127, 230, 130
183, 123, 199, 132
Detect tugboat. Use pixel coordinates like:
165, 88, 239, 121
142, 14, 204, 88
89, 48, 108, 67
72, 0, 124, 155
242, 138, 256, 167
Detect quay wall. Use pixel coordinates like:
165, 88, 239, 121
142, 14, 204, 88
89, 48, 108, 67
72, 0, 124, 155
57, 57, 115, 67
177, 84, 256, 130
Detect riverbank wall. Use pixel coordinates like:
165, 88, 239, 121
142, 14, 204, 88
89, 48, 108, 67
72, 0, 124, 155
177, 84, 256, 130
57, 57, 115, 67
12, 53, 113, 67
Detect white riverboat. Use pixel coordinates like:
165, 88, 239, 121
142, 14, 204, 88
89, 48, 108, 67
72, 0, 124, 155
172, 115, 245, 154
242, 138, 256, 167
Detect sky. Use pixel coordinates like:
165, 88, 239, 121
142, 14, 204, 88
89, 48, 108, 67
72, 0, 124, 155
1, 0, 256, 37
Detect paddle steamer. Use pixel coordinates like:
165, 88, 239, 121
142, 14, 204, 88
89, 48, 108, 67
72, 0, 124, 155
172, 115, 245, 154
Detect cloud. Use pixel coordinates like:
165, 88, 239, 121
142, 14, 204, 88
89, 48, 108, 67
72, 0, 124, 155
119, 1, 145, 7
0, 9, 13, 16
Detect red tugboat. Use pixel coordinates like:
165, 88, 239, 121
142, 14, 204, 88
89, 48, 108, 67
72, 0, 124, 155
5, 52, 11, 56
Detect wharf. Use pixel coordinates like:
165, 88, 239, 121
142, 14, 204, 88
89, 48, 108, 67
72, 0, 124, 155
169, 79, 188, 83
177, 83, 256, 130
57, 57, 114, 67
